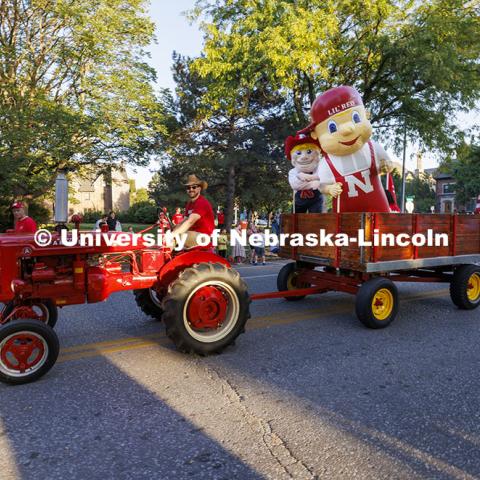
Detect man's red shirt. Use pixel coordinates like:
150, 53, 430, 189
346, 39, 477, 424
185, 195, 215, 235
172, 213, 185, 225
15, 216, 37, 233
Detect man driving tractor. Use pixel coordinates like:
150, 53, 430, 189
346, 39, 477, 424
171, 174, 215, 248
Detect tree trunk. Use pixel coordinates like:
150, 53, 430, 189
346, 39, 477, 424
224, 162, 236, 229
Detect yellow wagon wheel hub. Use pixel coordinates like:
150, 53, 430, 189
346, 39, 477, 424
467, 273, 480, 302
287, 273, 298, 290
372, 288, 394, 320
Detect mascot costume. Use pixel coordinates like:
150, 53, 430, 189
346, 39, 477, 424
286, 133, 342, 213
299, 86, 394, 213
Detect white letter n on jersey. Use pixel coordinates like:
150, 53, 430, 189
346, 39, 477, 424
345, 170, 373, 197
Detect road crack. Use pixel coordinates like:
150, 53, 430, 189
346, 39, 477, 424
205, 365, 316, 479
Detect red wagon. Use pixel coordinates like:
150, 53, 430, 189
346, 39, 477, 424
251, 213, 480, 327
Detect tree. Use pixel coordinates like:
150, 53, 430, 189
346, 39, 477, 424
452, 143, 480, 208
191, 0, 479, 153
404, 174, 436, 213
151, 55, 293, 226
0, 0, 164, 210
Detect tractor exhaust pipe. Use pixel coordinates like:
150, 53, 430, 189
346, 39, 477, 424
54, 171, 68, 224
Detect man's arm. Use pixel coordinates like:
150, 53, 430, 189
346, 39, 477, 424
172, 213, 201, 236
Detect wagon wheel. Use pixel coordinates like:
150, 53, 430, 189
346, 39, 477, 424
1, 299, 58, 328
450, 264, 480, 310
162, 263, 250, 355
277, 262, 310, 301
355, 277, 398, 329
134, 287, 164, 321
0, 320, 59, 385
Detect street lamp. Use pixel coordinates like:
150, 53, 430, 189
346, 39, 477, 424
400, 117, 407, 213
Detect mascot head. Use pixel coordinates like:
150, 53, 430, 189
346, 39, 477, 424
299, 86, 372, 156
285, 134, 321, 173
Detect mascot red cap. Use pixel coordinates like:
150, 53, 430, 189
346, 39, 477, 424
285, 134, 321, 160
298, 86, 364, 134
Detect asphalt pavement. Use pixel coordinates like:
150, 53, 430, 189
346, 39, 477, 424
1, 261, 480, 479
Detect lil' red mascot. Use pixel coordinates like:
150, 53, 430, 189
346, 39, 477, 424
285, 134, 342, 213
299, 86, 394, 213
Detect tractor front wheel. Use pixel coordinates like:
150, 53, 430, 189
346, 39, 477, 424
0, 320, 59, 385
355, 277, 398, 329
1, 299, 58, 328
162, 263, 250, 355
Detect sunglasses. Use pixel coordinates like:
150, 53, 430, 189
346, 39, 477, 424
186, 185, 200, 190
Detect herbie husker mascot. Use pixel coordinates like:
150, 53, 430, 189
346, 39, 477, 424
299, 86, 394, 212
286, 133, 342, 213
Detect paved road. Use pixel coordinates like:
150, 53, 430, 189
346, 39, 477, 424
1, 261, 480, 479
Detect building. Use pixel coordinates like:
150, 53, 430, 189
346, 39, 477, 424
70, 167, 130, 215
434, 172, 456, 213
433, 171, 476, 213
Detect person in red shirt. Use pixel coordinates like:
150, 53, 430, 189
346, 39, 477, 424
217, 208, 225, 228
11, 201, 37, 233
171, 207, 185, 225
172, 174, 215, 248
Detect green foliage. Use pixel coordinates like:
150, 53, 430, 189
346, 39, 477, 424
81, 210, 104, 223
153, 55, 294, 226
119, 200, 157, 224
0, 0, 165, 204
404, 175, 436, 213
27, 201, 52, 225
131, 187, 150, 204
452, 143, 480, 207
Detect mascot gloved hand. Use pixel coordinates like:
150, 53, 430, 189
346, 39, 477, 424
299, 85, 393, 213
285, 134, 343, 213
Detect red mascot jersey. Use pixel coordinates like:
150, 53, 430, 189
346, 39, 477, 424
319, 140, 391, 213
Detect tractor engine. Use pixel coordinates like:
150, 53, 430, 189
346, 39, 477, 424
0, 232, 165, 310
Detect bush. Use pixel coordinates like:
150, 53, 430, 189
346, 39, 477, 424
118, 201, 157, 224
82, 209, 104, 223
28, 201, 51, 225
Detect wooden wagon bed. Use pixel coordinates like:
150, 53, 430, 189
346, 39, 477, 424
279, 213, 480, 273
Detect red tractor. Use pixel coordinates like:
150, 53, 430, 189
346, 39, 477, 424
0, 225, 250, 385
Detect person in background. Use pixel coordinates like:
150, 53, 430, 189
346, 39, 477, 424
232, 223, 246, 263
127, 226, 134, 233
217, 208, 225, 228
251, 229, 266, 266
216, 228, 228, 258
11, 201, 37, 233
107, 211, 122, 231
94, 214, 108, 230
247, 222, 257, 264
270, 213, 281, 255
171, 207, 185, 226
157, 209, 171, 232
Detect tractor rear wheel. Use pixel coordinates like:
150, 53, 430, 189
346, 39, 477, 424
0, 320, 59, 385
277, 262, 310, 301
162, 263, 250, 355
450, 264, 480, 310
1, 300, 58, 328
355, 277, 398, 329
134, 288, 164, 321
